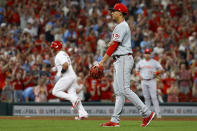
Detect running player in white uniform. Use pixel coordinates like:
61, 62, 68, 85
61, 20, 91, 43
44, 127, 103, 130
135, 48, 164, 118
51, 41, 88, 120
99, 3, 155, 127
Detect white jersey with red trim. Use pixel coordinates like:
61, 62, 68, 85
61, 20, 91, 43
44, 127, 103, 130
112, 20, 132, 56
55, 51, 77, 78
52, 50, 88, 118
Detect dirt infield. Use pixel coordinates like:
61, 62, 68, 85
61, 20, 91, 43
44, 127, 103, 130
0, 116, 197, 121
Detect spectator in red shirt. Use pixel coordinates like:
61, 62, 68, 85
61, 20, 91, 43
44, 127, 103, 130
148, 13, 158, 33
11, 71, 24, 102
177, 63, 192, 102
0, 59, 9, 100
87, 78, 101, 102
86, 29, 97, 53
167, 81, 179, 102
34, 34, 49, 54
154, 26, 169, 42
161, 71, 176, 102
168, 1, 182, 18
1, 76, 13, 102
10, 8, 20, 25
47, 77, 59, 102
99, 77, 113, 102
23, 71, 36, 90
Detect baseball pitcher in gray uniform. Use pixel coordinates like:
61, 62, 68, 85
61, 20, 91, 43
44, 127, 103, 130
135, 48, 164, 118
99, 3, 155, 127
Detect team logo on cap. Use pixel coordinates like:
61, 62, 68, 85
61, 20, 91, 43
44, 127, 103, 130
113, 33, 120, 39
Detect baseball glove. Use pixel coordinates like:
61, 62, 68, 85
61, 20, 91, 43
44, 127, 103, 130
90, 65, 104, 79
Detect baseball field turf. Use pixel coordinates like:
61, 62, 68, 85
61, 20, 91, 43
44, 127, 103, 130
0, 116, 197, 131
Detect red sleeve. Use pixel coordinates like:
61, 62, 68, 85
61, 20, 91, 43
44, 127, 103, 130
155, 71, 160, 75
106, 41, 119, 56
136, 72, 140, 76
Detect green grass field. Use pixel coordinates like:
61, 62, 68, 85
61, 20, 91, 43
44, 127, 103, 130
0, 119, 197, 131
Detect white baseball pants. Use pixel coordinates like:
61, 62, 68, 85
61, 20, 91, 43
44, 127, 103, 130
52, 75, 88, 117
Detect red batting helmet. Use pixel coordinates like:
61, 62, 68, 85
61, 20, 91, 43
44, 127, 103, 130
110, 3, 128, 14
144, 48, 151, 54
51, 41, 62, 51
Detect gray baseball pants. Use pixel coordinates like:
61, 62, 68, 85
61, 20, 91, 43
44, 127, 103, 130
111, 55, 151, 123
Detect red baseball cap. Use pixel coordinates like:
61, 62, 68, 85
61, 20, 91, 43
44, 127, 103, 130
51, 41, 63, 51
144, 48, 151, 54
109, 3, 128, 14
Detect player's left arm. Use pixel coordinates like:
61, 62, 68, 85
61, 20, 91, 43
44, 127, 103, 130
99, 41, 119, 66
154, 61, 164, 76
60, 53, 70, 73
61, 62, 69, 73
155, 69, 164, 78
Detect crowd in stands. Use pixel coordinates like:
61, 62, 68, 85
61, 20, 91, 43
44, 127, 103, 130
0, 0, 197, 103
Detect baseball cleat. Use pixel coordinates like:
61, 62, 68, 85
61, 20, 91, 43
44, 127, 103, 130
71, 98, 80, 110
75, 115, 88, 120
141, 112, 155, 127
100, 121, 120, 127
156, 113, 162, 119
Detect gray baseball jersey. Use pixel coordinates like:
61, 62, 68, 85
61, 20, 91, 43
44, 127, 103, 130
112, 21, 132, 56
135, 59, 163, 80
110, 21, 151, 123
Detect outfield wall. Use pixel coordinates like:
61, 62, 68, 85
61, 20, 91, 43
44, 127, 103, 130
0, 102, 197, 116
